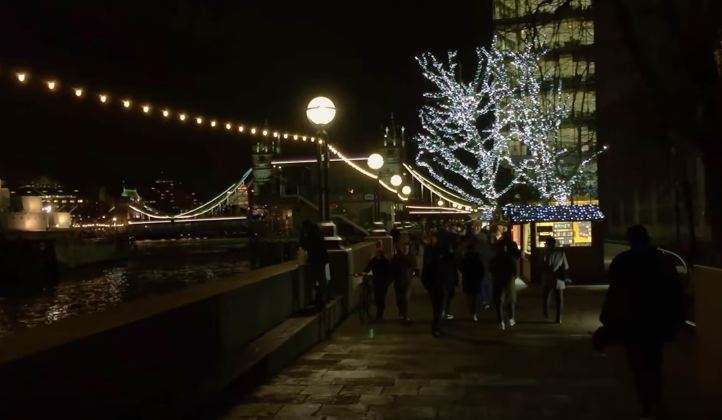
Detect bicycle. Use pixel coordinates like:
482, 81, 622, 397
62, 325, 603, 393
358, 273, 375, 323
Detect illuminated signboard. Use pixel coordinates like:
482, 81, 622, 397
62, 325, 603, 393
536, 221, 592, 248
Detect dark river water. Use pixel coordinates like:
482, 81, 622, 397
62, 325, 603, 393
0, 238, 251, 338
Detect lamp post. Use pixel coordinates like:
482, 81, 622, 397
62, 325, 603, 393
306, 96, 336, 222
367, 153, 384, 222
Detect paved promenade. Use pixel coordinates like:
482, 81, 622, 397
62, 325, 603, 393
205, 281, 711, 420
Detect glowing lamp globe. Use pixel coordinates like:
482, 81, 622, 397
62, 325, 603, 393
367, 153, 384, 170
306, 96, 336, 126
390, 174, 403, 187
401, 185, 411, 195
437, 199, 444, 206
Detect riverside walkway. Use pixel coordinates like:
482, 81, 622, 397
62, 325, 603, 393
204, 281, 710, 420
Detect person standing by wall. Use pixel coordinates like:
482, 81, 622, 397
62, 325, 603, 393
300, 220, 328, 309
541, 236, 569, 324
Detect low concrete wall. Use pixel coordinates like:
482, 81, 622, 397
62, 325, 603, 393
693, 265, 722, 400
327, 241, 377, 312
0, 261, 311, 419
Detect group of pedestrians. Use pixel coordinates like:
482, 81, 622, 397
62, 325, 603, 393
357, 221, 686, 419
362, 223, 573, 336
363, 240, 417, 322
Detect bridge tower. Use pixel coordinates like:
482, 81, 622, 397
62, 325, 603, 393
378, 114, 406, 184
251, 135, 280, 198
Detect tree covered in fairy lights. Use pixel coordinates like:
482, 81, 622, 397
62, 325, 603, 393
414, 39, 605, 208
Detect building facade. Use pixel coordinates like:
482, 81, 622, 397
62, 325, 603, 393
493, 0, 597, 198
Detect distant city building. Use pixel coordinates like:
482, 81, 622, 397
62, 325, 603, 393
137, 178, 202, 214
493, 0, 597, 198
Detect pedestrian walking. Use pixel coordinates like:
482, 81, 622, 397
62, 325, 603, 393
460, 242, 484, 321
477, 229, 493, 309
593, 225, 685, 419
489, 233, 520, 330
440, 231, 458, 320
541, 236, 568, 323
421, 232, 445, 337
364, 245, 391, 320
389, 242, 416, 321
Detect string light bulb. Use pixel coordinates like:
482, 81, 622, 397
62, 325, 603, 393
74, 88, 83, 97
437, 199, 445, 206
99, 94, 108, 104
210, 120, 217, 127
46, 80, 57, 91
251, 128, 257, 135
142, 104, 151, 114
283, 133, 288, 139
162, 109, 170, 118
225, 122, 232, 130
179, 113, 187, 122
16, 72, 27, 83
262, 129, 268, 136
238, 126, 245, 133
195, 117, 203, 125
122, 99, 131, 109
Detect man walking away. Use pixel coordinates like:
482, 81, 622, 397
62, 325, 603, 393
460, 242, 484, 322
390, 242, 416, 321
596, 225, 684, 419
422, 232, 444, 337
364, 245, 391, 320
541, 236, 568, 323
489, 233, 520, 330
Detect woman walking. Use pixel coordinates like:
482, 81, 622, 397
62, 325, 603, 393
460, 242, 484, 321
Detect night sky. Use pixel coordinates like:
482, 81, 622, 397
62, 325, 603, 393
0, 0, 491, 198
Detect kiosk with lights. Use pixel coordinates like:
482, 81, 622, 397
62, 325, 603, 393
501, 204, 605, 284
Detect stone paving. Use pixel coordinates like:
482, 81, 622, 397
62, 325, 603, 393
207, 282, 711, 420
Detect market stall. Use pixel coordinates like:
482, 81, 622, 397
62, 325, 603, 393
501, 204, 605, 284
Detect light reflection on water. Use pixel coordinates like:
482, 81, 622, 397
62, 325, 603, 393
0, 238, 250, 338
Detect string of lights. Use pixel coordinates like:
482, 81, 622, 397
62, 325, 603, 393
403, 163, 473, 211
501, 204, 604, 223
4, 67, 321, 145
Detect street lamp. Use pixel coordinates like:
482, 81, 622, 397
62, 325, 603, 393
307, 96, 335, 223
390, 174, 403, 187
367, 153, 384, 170
366, 153, 386, 222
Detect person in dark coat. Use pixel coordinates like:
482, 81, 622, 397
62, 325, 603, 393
364, 246, 391, 320
595, 225, 684, 419
489, 233, 520, 330
389, 242, 416, 321
541, 236, 569, 324
439, 230, 459, 320
300, 220, 328, 308
421, 232, 445, 337
460, 242, 484, 321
